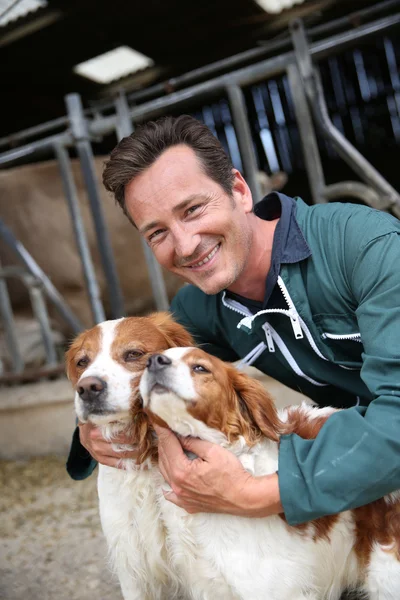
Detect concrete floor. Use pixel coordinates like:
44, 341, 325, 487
0, 456, 122, 600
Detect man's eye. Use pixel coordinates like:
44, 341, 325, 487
148, 229, 165, 242
192, 364, 210, 373
186, 205, 201, 216
77, 357, 89, 368
124, 350, 144, 362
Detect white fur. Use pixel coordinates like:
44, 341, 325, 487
75, 334, 400, 600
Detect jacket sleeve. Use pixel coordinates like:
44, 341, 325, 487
66, 424, 98, 480
278, 228, 400, 525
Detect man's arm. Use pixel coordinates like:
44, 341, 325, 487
279, 229, 400, 524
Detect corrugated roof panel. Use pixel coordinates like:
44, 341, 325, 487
0, 0, 47, 27
254, 0, 306, 14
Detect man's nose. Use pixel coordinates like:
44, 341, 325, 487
77, 376, 107, 402
146, 354, 172, 372
172, 226, 201, 259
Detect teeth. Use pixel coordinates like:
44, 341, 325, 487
190, 245, 219, 268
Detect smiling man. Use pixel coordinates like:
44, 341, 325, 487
67, 115, 400, 530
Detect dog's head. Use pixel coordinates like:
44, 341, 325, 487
66, 313, 194, 462
140, 347, 282, 446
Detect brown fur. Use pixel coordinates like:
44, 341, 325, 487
66, 313, 194, 464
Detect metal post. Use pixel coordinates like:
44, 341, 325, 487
25, 274, 58, 367
65, 93, 125, 318
0, 219, 83, 334
287, 64, 327, 204
290, 19, 400, 218
226, 84, 262, 204
0, 260, 24, 373
114, 92, 169, 311
54, 143, 105, 324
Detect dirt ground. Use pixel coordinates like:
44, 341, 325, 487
0, 456, 123, 600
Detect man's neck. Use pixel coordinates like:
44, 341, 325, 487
227, 215, 279, 302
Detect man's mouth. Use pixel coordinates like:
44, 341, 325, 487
186, 243, 220, 269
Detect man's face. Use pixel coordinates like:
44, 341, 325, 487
125, 145, 254, 295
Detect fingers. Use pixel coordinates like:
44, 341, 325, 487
178, 435, 214, 459
78, 421, 139, 467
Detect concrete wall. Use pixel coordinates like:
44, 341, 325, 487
0, 378, 75, 460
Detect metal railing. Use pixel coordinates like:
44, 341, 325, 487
0, 4, 399, 381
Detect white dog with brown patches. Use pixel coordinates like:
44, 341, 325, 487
67, 316, 400, 600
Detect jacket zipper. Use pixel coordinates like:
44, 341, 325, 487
266, 323, 329, 387
321, 332, 362, 342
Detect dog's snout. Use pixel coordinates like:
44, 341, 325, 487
77, 376, 107, 402
146, 354, 172, 372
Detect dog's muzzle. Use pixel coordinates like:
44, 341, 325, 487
77, 376, 107, 404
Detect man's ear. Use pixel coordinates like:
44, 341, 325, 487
230, 367, 282, 442
148, 311, 195, 348
231, 169, 253, 213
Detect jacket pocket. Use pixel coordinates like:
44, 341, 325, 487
313, 314, 363, 366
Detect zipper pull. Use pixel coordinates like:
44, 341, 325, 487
262, 324, 275, 352
237, 315, 253, 334
290, 312, 303, 340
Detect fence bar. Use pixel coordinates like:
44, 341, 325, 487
0, 132, 73, 166
0, 0, 398, 153
287, 64, 327, 204
89, 12, 400, 139
0, 219, 83, 334
226, 84, 262, 204
54, 143, 106, 324
66, 93, 125, 319
323, 181, 382, 206
290, 19, 400, 218
0, 260, 24, 373
25, 275, 58, 367
114, 92, 170, 311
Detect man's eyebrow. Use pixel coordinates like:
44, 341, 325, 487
139, 194, 211, 235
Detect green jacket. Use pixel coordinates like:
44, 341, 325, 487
170, 197, 400, 526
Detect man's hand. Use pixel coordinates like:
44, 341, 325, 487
78, 421, 139, 468
154, 424, 283, 518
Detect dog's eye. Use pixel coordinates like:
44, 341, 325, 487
192, 365, 210, 373
77, 357, 89, 368
124, 350, 144, 362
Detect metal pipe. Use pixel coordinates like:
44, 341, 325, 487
0, 0, 398, 151
54, 143, 106, 324
114, 92, 170, 312
323, 181, 383, 207
0, 132, 73, 166
25, 275, 58, 367
0, 260, 24, 373
90, 12, 400, 138
290, 19, 400, 218
226, 84, 262, 204
0, 219, 83, 334
66, 93, 125, 319
286, 64, 326, 204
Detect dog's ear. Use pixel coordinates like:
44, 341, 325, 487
148, 311, 195, 348
230, 367, 282, 443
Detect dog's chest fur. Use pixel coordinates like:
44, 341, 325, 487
97, 436, 359, 600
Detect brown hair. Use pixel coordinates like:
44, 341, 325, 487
102, 115, 235, 219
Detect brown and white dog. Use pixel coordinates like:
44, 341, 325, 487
67, 317, 400, 600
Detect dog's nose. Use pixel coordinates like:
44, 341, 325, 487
77, 376, 107, 402
146, 354, 172, 372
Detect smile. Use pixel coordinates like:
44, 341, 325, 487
187, 244, 220, 268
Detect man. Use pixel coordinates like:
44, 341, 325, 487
67, 115, 400, 527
